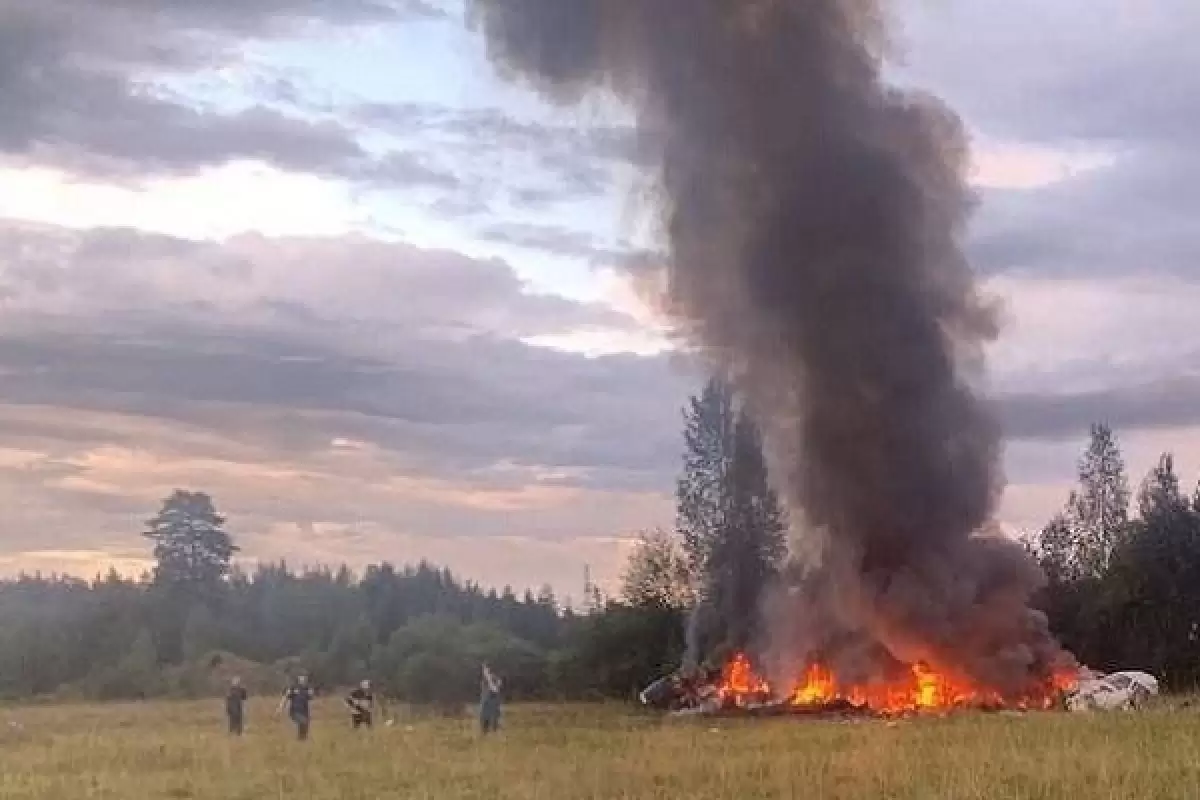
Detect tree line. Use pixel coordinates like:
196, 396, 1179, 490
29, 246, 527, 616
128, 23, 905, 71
0, 546, 569, 705
1028, 423, 1200, 689
2, 379, 1195, 705
607, 413, 1200, 692
0, 377, 784, 706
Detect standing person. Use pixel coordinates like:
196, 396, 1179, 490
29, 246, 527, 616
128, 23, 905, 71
344, 679, 375, 730
225, 676, 248, 736
278, 674, 315, 741
479, 663, 502, 735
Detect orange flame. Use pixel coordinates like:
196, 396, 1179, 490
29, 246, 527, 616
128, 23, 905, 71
716, 652, 1077, 714
717, 652, 771, 706
791, 663, 836, 705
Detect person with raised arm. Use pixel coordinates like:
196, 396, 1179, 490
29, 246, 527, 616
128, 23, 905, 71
479, 662, 502, 735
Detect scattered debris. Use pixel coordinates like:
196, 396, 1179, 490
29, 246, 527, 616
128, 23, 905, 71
639, 667, 727, 714
1065, 669, 1159, 712
641, 651, 1077, 719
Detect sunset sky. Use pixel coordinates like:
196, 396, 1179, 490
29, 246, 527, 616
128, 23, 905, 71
1, 0, 1197, 596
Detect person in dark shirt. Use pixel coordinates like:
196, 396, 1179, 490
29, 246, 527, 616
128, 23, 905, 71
344, 679, 374, 730
277, 674, 314, 741
225, 676, 248, 736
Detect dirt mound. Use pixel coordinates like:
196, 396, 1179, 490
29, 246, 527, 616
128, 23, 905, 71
165, 651, 287, 697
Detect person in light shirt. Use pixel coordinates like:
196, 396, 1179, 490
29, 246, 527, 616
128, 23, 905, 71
479, 663, 502, 734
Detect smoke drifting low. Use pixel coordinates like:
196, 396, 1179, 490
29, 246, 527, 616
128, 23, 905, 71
466, 0, 1075, 693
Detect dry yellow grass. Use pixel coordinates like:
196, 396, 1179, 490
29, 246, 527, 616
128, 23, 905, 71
2, 699, 1199, 799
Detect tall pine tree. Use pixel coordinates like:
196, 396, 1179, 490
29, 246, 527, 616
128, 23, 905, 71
1066, 423, 1130, 577
716, 408, 787, 649
675, 377, 787, 655
144, 490, 238, 593
143, 490, 237, 662
676, 377, 736, 578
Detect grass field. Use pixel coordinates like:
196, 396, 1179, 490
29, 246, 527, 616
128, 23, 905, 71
2, 699, 1200, 799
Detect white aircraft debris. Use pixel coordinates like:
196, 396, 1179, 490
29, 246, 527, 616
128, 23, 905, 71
1065, 669, 1159, 712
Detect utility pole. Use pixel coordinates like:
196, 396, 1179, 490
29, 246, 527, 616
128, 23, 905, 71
583, 564, 593, 614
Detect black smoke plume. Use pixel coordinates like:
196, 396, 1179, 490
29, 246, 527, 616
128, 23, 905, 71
466, 0, 1075, 694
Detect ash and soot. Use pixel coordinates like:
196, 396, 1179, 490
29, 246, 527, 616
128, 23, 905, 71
465, 0, 1079, 711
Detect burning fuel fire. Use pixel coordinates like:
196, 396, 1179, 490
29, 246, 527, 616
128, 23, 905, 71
716, 652, 1078, 715
716, 653, 771, 706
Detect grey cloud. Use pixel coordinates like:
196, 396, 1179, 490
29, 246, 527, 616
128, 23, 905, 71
999, 376, 1200, 443
59, 0, 439, 34
970, 147, 1200, 279
430, 193, 494, 219
477, 222, 646, 265
250, 75, 316, 110
356, 102, 433, 130
32, 94, 364, 178
352, 151, 461, 190
356, 102, 644, 207
0, 0, 440, 178
0, 220, 639, 339
480, 222, 607, 259
895, 0, 1200, 282
535, 150, 610, 197
508, 187, 566, 212
0, 221, 686, 492
8, 251, 1189, 497
432, 107, 645, 167
0, 323, 688, 490
899, 1, 1200, 148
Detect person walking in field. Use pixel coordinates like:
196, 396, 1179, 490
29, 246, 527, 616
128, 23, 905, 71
278, 674, 315, 741
344, 679, 375, 730
225, 676, 248, 736
479, 662, 502, 735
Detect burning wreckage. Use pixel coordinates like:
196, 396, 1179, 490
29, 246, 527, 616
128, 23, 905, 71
640, 652, 1079, 719
467, 0, 1159, 723
641, 657, 1159, 718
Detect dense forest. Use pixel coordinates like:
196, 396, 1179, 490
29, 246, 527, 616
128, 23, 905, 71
0, 504, 696, 706
2, 383, 1199, 705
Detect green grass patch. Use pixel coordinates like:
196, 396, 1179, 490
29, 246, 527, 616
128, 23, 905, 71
1, 700, 1199, 799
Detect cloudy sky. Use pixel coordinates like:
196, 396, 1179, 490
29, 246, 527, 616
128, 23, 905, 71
0, 0, 1196, 596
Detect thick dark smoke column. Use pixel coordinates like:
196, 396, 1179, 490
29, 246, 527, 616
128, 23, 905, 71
466, 0, 1075, 692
